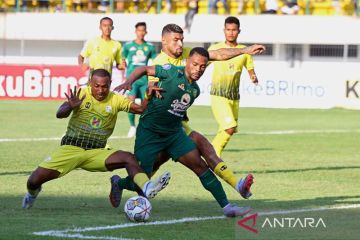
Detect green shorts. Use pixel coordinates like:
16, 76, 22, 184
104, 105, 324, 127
134, 124, 196, 174
39, 145, 117, 177
128, 76, 148, 100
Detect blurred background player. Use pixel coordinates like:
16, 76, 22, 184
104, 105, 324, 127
123, 22, 157, 138
22, 69, 170, 209
209, 16, 259, 157
115, 24, 265, 200
78, 17, 125, 80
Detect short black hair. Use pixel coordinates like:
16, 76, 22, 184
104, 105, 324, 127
135, 22, 146, 29
91, 69, 111, 81
189, 47, 209, 60
224, 16, 240, 28
100, 17, 113, 25
162, 24, 183, 36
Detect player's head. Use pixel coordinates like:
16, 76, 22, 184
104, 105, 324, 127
89, 69, 111, 101
99, 17, 114, 37
161, 24, 184, 58
224, 16, 240, 43
185, 47, 209, 82
135, 22, 147, 41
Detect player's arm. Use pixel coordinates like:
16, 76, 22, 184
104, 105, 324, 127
78, 54, 89, 72
128, 84, 161, 114
114, 66, 156, 92
57, 87, 85, 119
208, 44, 266, 61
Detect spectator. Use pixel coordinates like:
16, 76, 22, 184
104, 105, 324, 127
281, 0, 300, 14
262, 0, 278, 13
184, 0, 199, 33
209, 0, 230, 14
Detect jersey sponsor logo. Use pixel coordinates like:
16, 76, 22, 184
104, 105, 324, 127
168, 93, 191, 117
229, 63, 235, 71
90, 115, 102, 129
129, 46, 137, 51
105, 105, 112, 113
85, 102, 91, 109
162, 64, 172, 70
178, 83, 185, 91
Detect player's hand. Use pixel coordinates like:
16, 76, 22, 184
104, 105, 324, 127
64, 86, 85, 109
80, 64, 89, 72
146, 86, 163, 99
251, 75, 258, 85
114, 81, 132, 93
244, 44, 266, 55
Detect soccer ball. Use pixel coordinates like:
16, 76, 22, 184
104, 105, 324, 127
124, 196, 152, 222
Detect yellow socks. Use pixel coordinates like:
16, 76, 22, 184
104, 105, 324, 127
133, 173, 149, 189
212, 130, 231, 157
214, 162, 238, 189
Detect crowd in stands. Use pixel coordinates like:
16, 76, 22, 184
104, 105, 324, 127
0, 0, 359, 16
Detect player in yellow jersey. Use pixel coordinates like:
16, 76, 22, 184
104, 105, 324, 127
210, 16, 259, 157
114, 24, 265, 200
78, 17, 124, 78
22, 69, 170, 209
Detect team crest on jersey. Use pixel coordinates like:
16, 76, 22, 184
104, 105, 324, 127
105, 105, 112, 113
229, 63, 235, 71
192, 89, 198, 97
162, 64, 171, 70
178, 83, 185, 91
181, 93, 191, 105
90, 115, 102, 129
144, 46, 148, 52
85, 102, 91, 109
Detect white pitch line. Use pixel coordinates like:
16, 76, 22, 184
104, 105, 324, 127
2, 129, 360, 143
33, 204, 360, 240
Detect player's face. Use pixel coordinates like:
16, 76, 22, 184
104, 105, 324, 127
135, 26, 147, 41
224, 23, 240, 43
90, 75, 111, 101
186, 53, 208, 82
100, 19, 114, 37
162, 32, 184, 58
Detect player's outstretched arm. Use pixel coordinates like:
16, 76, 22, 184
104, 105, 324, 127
128, 85, 162, 114
114, 66, 156, 92
57, 87, 85, 119
208, 44, 266, 61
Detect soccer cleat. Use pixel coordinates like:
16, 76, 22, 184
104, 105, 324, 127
109, 175, 123, 208
223, 204, 251, 218
22, 187, 41, 209
236, 174, 254, 199
127, 126, 136, 138
142, 171, 171, 199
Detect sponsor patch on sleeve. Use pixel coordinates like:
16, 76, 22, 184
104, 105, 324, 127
162, 64, 172, 70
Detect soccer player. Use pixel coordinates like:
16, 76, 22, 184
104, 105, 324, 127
210, 16, 259, 157
78, 17, 124, 79
123, 22, 157, 138
114, 24, 265, 199
22, 69, 170, 209
113, 48, 251, 217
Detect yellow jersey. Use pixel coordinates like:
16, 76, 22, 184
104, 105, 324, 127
80, 37, 123, 75
148, 48, 191, 82
208, 42, 254, 100
61, 86, 132, 149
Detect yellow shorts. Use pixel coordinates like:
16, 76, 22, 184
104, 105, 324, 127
181, 121, 193, 136
211, 95, 239, 131
39, 145, 117, 177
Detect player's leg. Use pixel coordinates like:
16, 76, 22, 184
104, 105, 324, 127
211, 95, 237, 157
169, 133, 250, 217
185, 120, 253, 199
23, 145, 83, 209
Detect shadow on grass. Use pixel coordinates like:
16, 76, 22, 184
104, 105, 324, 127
234, 166, 360, 174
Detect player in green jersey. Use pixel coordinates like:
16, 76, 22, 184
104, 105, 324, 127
22, 69, 170, 209
111, 48, 252, 217
123, 22, 157, 138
